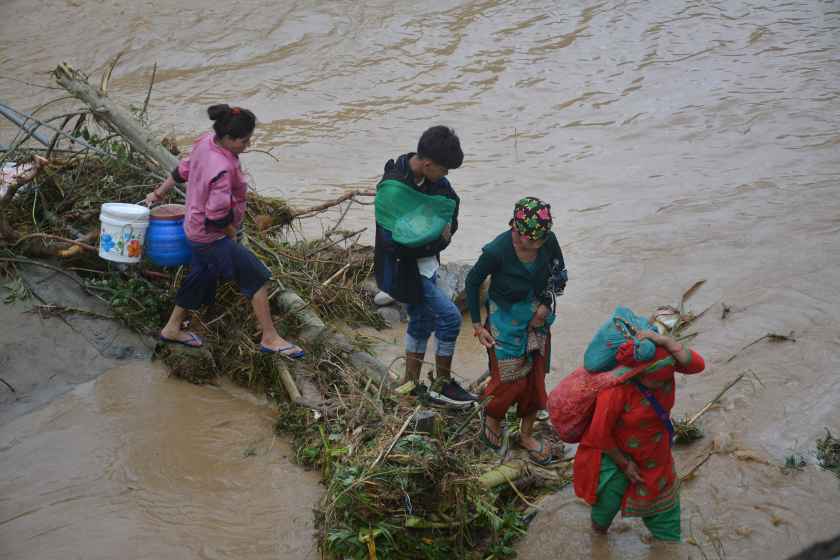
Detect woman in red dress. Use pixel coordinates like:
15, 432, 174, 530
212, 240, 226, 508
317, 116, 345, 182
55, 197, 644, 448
573, 331, 705, 541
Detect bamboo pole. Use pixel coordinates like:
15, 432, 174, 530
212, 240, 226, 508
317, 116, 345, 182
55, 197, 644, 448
479, 461, 527, 489
273, 358, 323, 410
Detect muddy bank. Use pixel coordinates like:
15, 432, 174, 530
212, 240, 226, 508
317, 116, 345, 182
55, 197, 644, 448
0, 266, 151, 425
0, 363, 321, 560
0, 272, 321, 559
3, 0, 840, 557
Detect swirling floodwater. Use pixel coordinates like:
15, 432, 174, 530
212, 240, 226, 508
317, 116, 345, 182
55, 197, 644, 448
1, 0, 839, 558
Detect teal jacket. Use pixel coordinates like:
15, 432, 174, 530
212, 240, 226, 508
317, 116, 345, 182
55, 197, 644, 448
465, 229, 564, 324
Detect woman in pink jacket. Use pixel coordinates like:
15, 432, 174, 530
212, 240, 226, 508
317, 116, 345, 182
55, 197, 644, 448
146, 104, 304, 358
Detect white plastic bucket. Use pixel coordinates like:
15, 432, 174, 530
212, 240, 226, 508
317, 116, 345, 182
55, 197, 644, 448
99, 203, 150, 263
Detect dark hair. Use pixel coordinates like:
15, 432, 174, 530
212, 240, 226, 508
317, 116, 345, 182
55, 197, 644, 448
417, 125, 463, 170
207, 104, 256, 140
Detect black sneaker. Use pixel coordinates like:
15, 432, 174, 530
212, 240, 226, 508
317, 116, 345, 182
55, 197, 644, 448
409, 382, 428, 398
428, 378, 477, 408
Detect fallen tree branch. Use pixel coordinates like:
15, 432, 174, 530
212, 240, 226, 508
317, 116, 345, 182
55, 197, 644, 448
291, 190, 375, 219
322, 263, 351, 287
681, 448, 714, 482
53, 62, 183, 190
479, 461, 528, 489
140, 62, 157, 118
304, 228, 366, 258
503, 469, 539, 508
31, 303, 115, 321
725, 332, 796, 363
13, 233, 97, 253
686, 372, 746, 426
260, 190, 376, 232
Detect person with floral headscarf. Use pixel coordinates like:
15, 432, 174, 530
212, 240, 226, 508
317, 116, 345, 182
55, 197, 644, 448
465, 197, 567, 464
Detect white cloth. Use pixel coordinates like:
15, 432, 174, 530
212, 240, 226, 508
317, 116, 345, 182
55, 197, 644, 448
412, 176, 439, 279
417, 256, 439, 279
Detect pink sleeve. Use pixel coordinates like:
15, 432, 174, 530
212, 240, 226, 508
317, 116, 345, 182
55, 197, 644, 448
177, 157, 191, 182
676, 349, 705, 374
205, 170, 233, 220
585, 386, 625, 451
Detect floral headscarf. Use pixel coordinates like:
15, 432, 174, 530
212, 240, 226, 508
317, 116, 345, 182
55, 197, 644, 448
511, 196, 553, 240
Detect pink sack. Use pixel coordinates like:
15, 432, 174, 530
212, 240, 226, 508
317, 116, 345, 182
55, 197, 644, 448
548, 360, 666, 443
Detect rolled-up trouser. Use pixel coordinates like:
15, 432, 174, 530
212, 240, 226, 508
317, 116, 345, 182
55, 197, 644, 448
405, 274, 462, 357
591, 454, 681, 542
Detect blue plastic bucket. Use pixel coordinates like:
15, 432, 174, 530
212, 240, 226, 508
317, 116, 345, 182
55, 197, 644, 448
146, 204, 191, 267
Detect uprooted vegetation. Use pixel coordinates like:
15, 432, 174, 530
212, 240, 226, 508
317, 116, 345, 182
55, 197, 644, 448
0, 62, 575, 558
817, 429, 840, 479
6, 60, 830, 559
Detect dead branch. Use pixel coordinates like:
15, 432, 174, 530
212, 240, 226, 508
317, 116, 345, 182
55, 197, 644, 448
53, 62, 181, 181
725, 332, 796, 363
289, 190, 375, 220
260, 190, 375, 234
681, 448, 714, 482
31, 303, 115, 320
686, 372, 746, 425
304, 227, 366, 258
13, 233, 97, 253
141, 62, 157, 118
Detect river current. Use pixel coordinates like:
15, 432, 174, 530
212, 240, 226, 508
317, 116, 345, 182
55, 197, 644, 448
2, 1, 839, 558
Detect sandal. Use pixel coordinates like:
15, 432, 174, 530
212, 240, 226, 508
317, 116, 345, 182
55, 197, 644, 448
159, 331, 203, 348
259, 343, 305, 360
517, 437, 560, 466
480, 412, 504, 451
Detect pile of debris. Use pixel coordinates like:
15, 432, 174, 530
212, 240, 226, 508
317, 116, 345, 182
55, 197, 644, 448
0, 62, 571, 559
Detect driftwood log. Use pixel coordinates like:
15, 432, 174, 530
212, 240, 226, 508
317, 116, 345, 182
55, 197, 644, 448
270, 280, 395, 390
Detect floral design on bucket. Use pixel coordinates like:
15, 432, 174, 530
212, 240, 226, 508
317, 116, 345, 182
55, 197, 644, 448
100, 228, 144, 257
127, 239, 142, 257
100, 231, 115, 253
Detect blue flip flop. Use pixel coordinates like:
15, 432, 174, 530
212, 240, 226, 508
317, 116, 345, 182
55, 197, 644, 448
259, 343, 305, 360
159, 332, 204, 348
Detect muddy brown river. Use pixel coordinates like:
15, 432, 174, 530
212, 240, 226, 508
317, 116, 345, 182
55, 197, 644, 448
2, 0, 840, 558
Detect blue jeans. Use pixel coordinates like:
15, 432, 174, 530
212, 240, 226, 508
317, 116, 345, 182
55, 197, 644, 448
405, 275, 462, 357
